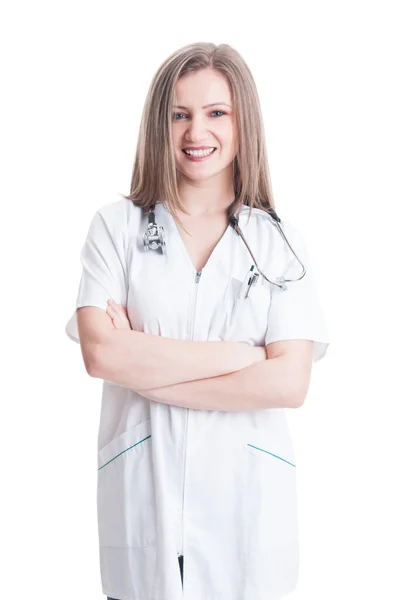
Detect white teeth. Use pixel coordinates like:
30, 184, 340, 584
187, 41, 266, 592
184, 148, 215, 157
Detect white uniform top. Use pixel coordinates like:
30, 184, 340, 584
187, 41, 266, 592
66, 198, 330, 600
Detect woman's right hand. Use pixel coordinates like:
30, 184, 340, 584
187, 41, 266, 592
106, 299, 132, 330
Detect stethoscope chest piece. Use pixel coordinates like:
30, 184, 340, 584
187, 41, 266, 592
143, 210, 167, 254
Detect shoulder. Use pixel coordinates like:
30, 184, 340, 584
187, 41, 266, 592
239, 205, 300, 233
83, 199, 142, 255
238, 205, 291, 246
238, 205, 282, 235
241, 206, 305, 244
237, 206, 308, 274
95, 197, 142, 229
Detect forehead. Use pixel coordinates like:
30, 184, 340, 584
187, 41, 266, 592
174, 69, 232, 107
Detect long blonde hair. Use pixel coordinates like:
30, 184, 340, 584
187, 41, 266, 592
121, 42, 276, 229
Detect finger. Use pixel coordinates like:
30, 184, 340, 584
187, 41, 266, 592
105, 306, 117, 326
106, 305, 117, 319
108, 311, 120, 328
107, 299, 118, 309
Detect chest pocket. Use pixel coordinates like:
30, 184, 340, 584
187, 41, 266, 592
219, 275, 271, 346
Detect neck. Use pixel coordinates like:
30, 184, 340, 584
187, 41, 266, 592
177, 171, 235, 217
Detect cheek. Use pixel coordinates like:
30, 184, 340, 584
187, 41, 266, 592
222, 135, 238, 159
220, 123, 237, 149
171, 129, 179, 149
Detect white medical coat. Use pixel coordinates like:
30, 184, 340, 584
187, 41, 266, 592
65, 198, 330, 600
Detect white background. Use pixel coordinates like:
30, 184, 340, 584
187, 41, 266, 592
1, 1, 397, 598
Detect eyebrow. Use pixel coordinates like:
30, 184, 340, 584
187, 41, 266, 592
172, 102, 232, 109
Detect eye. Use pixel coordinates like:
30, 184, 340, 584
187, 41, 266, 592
172, 110, 227, 120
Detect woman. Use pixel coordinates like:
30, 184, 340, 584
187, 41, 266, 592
66, 42, 330, 600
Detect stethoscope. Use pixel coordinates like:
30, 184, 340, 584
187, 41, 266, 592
143, 203, 306, 291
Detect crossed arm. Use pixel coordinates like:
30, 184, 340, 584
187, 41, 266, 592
133, 352, 305, 411
89, 305, 311, 411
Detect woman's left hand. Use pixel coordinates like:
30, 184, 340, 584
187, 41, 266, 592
106, 299, 132, 330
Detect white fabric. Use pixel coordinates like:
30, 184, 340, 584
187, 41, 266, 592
66, 198, 330, 600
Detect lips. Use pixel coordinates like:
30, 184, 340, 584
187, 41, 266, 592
182, 148, 216, 154
183, 147, 216, 151
182, 147, 217, 162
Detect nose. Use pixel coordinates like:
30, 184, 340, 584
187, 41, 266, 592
184, 114, 210, 143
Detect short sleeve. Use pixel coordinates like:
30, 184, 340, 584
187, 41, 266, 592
65, 205, 128, 344
265, 220, 330, 363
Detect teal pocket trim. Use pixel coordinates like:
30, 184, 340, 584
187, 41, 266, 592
247, 444, 296, 467
98, 435, 151, 471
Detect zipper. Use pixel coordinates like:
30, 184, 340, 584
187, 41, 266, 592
177, 269, 202, 559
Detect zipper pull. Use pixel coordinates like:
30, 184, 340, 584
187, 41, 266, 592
195, 270, 202, 283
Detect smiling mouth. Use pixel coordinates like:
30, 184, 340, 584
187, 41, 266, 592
182, 148, 217, 157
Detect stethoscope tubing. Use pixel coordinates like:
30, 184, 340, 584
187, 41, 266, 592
229, 214, 306, 290
143, 205, 306, 291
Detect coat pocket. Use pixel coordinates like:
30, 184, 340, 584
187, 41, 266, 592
97, 418, 156, 548
242, 439, 300, 595
220, 275, 271, 345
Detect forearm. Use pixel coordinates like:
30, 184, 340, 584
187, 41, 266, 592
94, 328, 265, 390
134, 355, 300, 411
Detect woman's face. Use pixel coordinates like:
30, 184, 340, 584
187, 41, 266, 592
171, 69, 238, 183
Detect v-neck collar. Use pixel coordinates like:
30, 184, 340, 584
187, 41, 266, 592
157, 201, 237, 275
